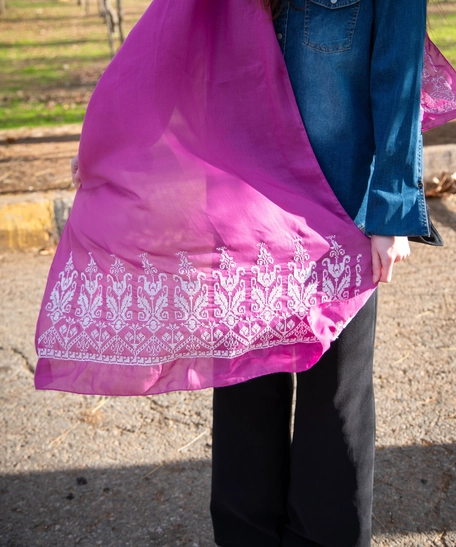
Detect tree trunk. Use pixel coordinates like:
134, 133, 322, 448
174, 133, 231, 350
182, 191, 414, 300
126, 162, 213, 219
116, 0, 124, 44
101, 0, 124, 56
80, 0, 91, 15
103, 0, 117, 58
0, 0, 6, 16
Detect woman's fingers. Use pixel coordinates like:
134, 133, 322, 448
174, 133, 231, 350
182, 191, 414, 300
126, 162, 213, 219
371, 247, 382, 284
71, 154, 81, 189
370, 235, 410, 284
381, 252, 395, 283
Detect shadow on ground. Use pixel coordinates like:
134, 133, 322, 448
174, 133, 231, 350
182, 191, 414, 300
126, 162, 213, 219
429, 198, 456, 232
0, 134, 81, 146
1, 444, 455, 546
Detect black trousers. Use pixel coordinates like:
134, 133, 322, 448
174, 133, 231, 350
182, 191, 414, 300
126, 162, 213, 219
211, 291, 377, 547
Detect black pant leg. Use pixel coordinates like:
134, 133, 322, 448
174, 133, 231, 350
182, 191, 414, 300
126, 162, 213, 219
282, 291, 378, 547
211, 373, 294, 547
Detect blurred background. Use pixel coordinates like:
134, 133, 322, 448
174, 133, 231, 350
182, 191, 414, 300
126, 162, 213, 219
0, 0, 455, 131
0, 0, 151, 130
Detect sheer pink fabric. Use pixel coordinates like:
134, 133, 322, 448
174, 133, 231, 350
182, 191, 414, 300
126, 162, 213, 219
422, 34, 456, 131
34, 1, 455, 396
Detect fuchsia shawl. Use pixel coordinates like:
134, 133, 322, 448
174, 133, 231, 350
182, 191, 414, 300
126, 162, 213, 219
35, 0, 456, 396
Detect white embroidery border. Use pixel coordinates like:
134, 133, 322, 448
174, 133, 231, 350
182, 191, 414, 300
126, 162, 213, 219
37, 237, 363, 366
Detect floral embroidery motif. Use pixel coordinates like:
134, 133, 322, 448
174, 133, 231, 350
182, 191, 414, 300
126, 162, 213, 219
322, 236, 351, 302
37, 237, 364, 366
213, 247, 246, 328
287, 237, 317, 318
251, 243, 282, 324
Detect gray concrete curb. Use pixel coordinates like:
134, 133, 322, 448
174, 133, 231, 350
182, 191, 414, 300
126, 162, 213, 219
1, 144, 455, 251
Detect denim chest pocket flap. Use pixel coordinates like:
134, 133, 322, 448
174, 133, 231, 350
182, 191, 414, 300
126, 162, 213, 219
304, 0, 361, 53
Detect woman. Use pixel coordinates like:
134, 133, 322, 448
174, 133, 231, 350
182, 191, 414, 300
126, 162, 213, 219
210, 1, 424, 546
37, 0, 453, 545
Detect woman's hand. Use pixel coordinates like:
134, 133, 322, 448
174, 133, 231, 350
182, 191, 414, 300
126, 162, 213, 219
371, 235, 410, 284
71, 154, 81, 190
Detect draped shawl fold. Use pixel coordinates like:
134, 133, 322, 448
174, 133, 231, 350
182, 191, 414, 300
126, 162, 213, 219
34, 0, 456, 395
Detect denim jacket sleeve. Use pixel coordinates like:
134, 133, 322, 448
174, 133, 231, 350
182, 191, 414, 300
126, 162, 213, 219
366, 0, 429, 236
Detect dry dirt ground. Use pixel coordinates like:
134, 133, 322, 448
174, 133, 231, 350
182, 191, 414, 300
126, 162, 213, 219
0, 124, 81, 195
1, 121, 456, 195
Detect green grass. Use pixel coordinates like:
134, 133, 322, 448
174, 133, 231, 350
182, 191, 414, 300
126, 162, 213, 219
1, 0, 456, 129
428, 1, 456, 64
0, 0, 150, 129
428, 12, 456, 65
0, 98, 87, 129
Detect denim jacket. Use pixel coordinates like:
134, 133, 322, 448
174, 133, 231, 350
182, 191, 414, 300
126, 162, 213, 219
274, 0, 429, 236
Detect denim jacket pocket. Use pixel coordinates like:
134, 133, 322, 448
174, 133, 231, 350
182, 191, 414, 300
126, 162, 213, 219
304, 0, 361, 53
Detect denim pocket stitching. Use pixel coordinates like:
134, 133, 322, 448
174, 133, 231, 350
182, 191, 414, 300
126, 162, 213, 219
304, 0, 361, 54
310, 0, 360, 9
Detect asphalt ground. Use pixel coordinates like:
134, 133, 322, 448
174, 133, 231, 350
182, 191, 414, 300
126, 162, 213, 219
0, 196, 455, 547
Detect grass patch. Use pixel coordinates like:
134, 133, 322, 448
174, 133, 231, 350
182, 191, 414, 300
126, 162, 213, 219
428, 1, 456, 64
428, 13, 456, 65
0, 0, 149, 129
1, 0, 456, 129
0, 97, 87, 128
